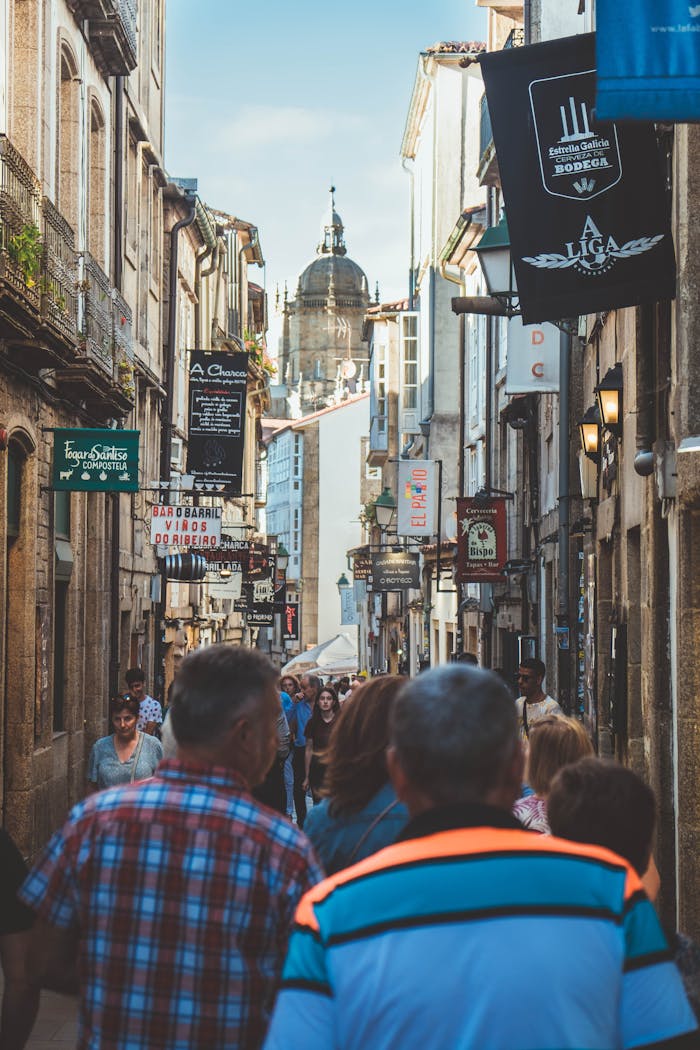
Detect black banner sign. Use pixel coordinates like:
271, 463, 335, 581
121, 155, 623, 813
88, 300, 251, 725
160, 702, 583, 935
371, 552, 420, 591
187, 350, 248, 491
480, 33, 675, 324
282, 602, 299, 642
245, 609, 274, 627
352, 551, 372, 580
203, 532, 248, 572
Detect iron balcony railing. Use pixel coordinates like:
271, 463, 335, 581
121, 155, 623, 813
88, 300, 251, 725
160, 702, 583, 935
0, 134, 42, 312
78, 251, 115, 376
66, 0, 137, 74
41, 197, 78, 343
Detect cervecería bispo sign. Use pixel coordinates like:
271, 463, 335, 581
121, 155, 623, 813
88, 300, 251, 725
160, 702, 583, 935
53, 429, 139, 492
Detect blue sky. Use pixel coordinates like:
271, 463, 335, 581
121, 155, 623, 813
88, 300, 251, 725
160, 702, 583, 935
164, 0, 486, 348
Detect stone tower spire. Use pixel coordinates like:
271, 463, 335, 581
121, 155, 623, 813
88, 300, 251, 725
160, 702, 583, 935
318, 186, 347, 257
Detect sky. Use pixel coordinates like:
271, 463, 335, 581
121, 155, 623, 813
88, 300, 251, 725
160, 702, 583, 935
164, 0, 487, 351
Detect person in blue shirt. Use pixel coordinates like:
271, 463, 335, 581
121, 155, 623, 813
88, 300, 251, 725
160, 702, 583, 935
280, 676, 300, 818
287, 674, 320, 828
304, 676, 408, 874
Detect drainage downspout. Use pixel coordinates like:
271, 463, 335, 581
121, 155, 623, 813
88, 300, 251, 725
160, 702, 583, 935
109, 75, 125, 698
194, 244, 213, 349
557, 326, 572, 712
160, 195, 197, 488
402, 157, 415, 308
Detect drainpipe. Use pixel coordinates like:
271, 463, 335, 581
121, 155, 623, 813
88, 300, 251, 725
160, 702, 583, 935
109, 75, 125, 698
557, 325, 572, 712
160, 194, 197, 488
402, 157, 415, 308
194, 244, 212, 348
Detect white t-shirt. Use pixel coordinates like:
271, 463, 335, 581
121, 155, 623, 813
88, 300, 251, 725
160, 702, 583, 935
515, 694, 562, 740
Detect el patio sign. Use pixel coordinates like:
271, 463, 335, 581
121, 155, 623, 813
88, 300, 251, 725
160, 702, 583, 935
53, 429, 139, 492
456, 497, 508, 583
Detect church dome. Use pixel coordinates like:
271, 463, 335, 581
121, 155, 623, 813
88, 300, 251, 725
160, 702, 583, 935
296, 187, 369, 306
299, 254, 367, 300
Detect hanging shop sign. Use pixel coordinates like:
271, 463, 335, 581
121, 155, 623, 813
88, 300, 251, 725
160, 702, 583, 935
52, 429, 139, 492
351, 549, 372, 580
371, 552, 420, 591
340, 587, 359, 626
480, 33, 675, 324
186, 350, 248, 492
245, 541, 272, 580
203, 532, 248, 572
234, 575, 275, 615
505, 318, 560, 394
245, 609, 274, 627
396, 460, 437, 537
162, 553, 208, 582
282, 602, 300, 642
150, 505, 222, 548
596, 0, 700, 121
456, 497, 508, 583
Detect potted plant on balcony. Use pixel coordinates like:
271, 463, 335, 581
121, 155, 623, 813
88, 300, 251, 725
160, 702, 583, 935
117, 357, 135, 400
7, 223, 42, 288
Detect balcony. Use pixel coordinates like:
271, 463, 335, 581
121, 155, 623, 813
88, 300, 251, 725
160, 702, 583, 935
40, 198, 78, 347
477, 93, 500, 188
54, 252, 135, 417
67, 0, 138, 75
368, 415, 389, 466
0, 135, 42, 333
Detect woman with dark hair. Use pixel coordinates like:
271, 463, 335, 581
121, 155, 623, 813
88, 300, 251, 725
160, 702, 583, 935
88, 695, 163, 791
302, 684, 340, 803
303, 676, 409, 874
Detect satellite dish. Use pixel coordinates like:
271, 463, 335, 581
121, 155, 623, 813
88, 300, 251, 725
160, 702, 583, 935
341, 359, 357, 379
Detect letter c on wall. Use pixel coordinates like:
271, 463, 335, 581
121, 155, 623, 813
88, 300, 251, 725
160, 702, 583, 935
532, 362, 544, 378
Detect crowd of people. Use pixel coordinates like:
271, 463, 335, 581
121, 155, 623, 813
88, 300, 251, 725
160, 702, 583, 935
1, 647, 699, 1049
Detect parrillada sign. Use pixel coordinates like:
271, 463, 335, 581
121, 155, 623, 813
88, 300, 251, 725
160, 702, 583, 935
480, 33, 675, 324
53, 429, 139, 492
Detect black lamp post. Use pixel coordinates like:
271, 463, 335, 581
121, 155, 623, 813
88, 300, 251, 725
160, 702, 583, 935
473, 213, 518, 312
373, 487, 396, 537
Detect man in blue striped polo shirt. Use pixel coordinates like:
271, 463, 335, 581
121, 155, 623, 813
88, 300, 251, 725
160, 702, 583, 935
265, 665, 698, 1050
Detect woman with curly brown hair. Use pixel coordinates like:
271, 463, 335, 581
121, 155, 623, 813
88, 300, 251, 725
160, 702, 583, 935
303, 676, 409, 874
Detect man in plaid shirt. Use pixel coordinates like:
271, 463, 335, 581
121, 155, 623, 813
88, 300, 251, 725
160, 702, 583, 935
20, 646, 323, 1049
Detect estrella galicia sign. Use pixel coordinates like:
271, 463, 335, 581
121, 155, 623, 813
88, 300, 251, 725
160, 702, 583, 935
529, 69, 621, 201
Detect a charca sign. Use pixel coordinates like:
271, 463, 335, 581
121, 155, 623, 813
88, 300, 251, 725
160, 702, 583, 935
53, 429, 139, 492
480, 34, 675, 323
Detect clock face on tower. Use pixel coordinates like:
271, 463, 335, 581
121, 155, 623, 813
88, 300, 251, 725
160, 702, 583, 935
340, 359, 357, 379
467, 521, 497, 560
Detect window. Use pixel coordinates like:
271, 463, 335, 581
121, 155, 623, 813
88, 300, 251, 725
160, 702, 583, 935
54, 491, 70, 538
57, 45, 80, 233
375, 341, 387, 420
401, 314, 418, 410
293, 434, 302, 479
88, 98, 106, 262
7, 444, 22, 539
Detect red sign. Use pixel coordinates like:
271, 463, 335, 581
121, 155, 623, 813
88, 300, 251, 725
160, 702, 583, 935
282, 602, 299, 642
456, 498, 507, 583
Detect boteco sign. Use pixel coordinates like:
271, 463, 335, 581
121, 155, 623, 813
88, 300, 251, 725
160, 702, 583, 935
53, 429, 139, 492
371, 552, 420, 591
480, 33, 675, 323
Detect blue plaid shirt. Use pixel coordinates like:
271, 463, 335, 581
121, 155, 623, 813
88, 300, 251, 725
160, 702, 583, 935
20, 758, 323, 1049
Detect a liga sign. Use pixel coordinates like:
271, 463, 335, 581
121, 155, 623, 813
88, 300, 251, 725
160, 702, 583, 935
150, 505, 222, 547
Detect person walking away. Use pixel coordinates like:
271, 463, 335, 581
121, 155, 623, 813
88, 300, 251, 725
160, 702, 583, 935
264, 664, 697, 1050
0, 829, 40, 1049
253, 695, 291, 814
288, 673, 320, 828
125, 667, 162, 737
304, 676, 409, 875
548, 756, 700, 1021
302, 685, 339, 803
515, 657, 562, 742
88, 695, 163, 791
280, 676, 300, 818
20, 646, 323, 1050
513, 715, 593, 833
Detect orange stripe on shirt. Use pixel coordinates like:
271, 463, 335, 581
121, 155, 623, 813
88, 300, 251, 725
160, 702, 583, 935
294, 824, 643, 931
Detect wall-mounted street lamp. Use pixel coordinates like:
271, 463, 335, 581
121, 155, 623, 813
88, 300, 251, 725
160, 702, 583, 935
595, 363, 623, 436
373, 487, 397, 532
277, 542, 290, 573
473, 213, 518, 314
337, 572, 351, 592
219, 567, 232, 579
578, 404, 601, 463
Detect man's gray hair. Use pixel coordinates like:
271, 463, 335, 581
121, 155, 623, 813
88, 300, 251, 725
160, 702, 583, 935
391, 666, 518, 805
170, 645, 278, 747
